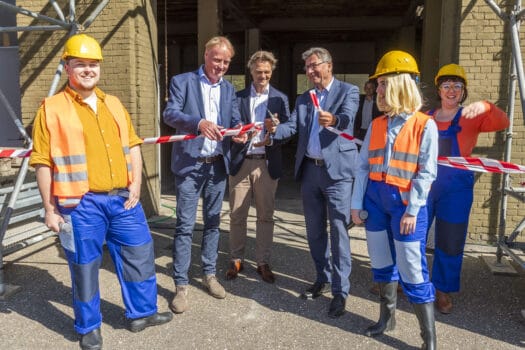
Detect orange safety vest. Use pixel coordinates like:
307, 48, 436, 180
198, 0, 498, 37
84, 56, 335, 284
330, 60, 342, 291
368, 112, 431, 205
44, 91, 132, 207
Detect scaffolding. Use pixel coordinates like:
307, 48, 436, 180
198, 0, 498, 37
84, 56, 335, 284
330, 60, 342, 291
0, 0, 109, 299
485, 0, 525, 270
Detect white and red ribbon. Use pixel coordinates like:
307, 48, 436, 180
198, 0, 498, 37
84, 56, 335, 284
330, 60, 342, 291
308, 89, 363, 145
306, 88, 524, 175
0, 148, 33, 158
309, 90, 321, 111
437, 156, 525, 174
142, 122, 260, 145
1, 123, 262, 158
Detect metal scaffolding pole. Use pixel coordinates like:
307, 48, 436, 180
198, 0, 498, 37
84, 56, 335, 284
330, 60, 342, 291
0, 0, 109, 299
485, 0, 525, 269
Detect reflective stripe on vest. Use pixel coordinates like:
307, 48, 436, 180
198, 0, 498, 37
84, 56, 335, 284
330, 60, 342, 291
44, 92, 132, 206
368, 112, 431, 205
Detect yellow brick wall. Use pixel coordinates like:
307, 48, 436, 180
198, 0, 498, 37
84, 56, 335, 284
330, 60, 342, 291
459, 2, 524, 243
17, 0, 160, 216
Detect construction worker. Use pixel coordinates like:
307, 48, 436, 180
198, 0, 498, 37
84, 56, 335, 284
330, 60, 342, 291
30, 34, 172, 350
351, 51, 439, 349
426, 64, 509, 314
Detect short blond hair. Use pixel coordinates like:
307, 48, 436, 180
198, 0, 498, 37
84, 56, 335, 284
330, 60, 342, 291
247, 50, 277, 70
205, 36, 235, 57
380, 73, 422, 115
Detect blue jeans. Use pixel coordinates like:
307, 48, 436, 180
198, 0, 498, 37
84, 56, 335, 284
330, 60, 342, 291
173, 160, 227, 285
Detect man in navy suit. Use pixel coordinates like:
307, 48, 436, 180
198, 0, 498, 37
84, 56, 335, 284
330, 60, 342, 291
266, 47, 359, 318
163, 36, 243, 314
226, 51, 290, 284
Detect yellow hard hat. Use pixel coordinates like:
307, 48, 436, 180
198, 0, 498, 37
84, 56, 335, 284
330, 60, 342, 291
434, 63, 467, 86
62, 34, 103, 61
370, 50, 420, 79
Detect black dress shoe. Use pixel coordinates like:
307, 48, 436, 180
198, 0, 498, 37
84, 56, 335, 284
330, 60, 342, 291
300, 282, 331, 299
129, 311, 173, 333
80, 328, 102, 350
328, 294, 346, 318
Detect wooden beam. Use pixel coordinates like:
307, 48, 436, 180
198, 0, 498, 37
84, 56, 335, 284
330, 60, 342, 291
198, 0, 221, 65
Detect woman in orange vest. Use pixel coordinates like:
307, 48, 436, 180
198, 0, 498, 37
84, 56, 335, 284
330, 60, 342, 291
351, 51, 439, 350
426, 64, 509, 314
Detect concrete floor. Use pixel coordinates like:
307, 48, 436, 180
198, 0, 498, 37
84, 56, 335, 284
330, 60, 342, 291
1, 179, 524, 349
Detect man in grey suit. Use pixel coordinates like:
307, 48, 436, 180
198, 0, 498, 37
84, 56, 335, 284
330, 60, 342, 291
266, 47, 359, 318
163, 36, 244, 314
226, 51, 290, 284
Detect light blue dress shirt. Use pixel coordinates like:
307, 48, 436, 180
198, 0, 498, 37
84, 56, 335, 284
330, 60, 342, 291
198, 66, 222, 157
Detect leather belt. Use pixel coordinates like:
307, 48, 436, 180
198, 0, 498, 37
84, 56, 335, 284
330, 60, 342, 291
306, 157, 325, 166
197, 154, 223, 163
91, 188, 129, 198
245, 154, 266, 160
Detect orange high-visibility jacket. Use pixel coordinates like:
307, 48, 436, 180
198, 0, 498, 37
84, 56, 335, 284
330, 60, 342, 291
368, 112, 431, 205
44, 92, 132, 206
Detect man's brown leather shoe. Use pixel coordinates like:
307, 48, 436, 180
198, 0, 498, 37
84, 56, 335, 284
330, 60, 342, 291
226, 259, 243, 280
256, 264, 275, 283
435, 289, 452, 314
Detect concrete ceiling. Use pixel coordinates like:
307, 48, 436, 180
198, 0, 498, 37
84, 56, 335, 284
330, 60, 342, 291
157, 0, 425, 42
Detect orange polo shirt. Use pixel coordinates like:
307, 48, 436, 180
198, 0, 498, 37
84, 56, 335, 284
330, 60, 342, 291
30, 86, 143, 192
433, 101, 509, 156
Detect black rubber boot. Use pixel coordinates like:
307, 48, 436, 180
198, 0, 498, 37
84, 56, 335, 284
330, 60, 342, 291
79, 328, 102, 350
365, 282, 397, 336
413, 302, 437, 350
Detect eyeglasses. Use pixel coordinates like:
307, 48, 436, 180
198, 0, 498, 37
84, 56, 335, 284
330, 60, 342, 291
304, 61, 326, 72
440, 83, 464, 92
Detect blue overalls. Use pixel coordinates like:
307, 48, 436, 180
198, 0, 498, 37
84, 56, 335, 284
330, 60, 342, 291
427, 108, 474, 293
59, 191, 158, 335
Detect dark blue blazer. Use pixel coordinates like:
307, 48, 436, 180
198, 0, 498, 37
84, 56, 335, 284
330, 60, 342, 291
273, 78, 359, 181
163, 68, 241, 176
230, 85, 291, 180
353, 94, 382, 141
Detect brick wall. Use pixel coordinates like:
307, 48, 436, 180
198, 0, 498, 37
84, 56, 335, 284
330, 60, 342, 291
459, 1, 524, 243
17, 0, 160, 216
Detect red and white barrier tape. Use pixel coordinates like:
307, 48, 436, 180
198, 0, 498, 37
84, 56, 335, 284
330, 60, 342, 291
437, 156, 525, 174
308, 89, 363, 146
142, 122, 260, 144
0, 148, 32, 158
0, 122, 261, 159
308, 89, 524, 175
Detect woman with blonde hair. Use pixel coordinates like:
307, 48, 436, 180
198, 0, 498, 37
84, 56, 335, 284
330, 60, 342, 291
351, 51, 439, 349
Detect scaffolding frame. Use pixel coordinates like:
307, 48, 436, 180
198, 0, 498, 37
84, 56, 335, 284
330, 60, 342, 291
0, 0, 109, 299
485, 0, 525, 269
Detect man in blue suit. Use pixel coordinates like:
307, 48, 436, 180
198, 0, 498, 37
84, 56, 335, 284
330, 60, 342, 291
163, 36, 243, 314
226, 51, 291, 284
266, 47, 359, 318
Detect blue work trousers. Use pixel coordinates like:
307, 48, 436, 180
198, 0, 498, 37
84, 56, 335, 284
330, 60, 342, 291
364, 180, 435, 304
59, 192, 158, 335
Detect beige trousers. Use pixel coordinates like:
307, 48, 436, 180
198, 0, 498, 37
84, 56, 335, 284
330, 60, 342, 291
228, 158, 278, 265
